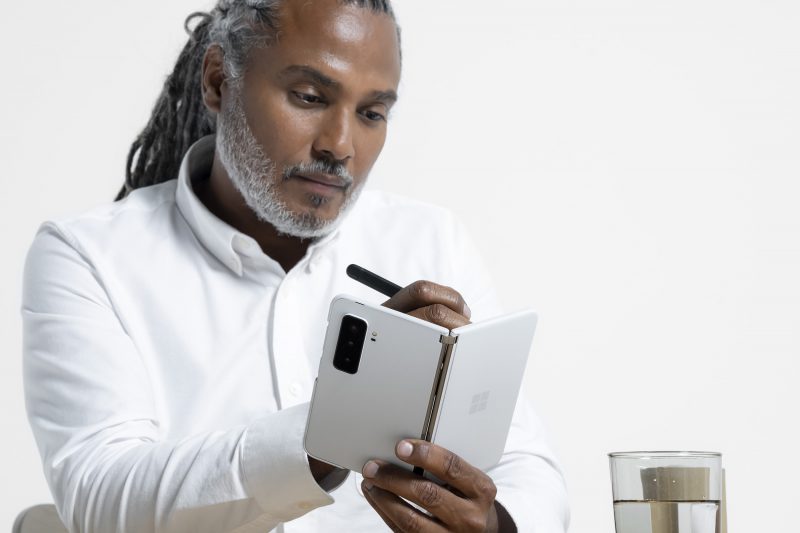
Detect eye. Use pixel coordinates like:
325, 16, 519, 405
361, 109, 387, 123
292, 91, 325, 105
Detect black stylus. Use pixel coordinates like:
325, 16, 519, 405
346, 264, 403, 297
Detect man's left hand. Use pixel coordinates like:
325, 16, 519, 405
361, 439, 501, 532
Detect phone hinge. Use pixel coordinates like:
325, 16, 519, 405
419, 337, 457, 443
439, 334, 458, 345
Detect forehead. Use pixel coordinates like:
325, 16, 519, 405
247, 0, 401, 91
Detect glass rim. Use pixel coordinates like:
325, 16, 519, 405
608, 451, 721, 459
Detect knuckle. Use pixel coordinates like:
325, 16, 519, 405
426, 303, 449, 323
446, 285, 463, 302
464, 514, 489, 532
400, 508, 424, 532
443, 453, 465, 480
476, 476, 497, 500
410, 280, 435, 301
413, 479, 443, 508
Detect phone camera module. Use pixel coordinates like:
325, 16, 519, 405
333, 314, 367, 374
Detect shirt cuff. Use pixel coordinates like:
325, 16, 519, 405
241, 403, 337, 522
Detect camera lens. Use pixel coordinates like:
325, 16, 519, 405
333, 314, 367, 375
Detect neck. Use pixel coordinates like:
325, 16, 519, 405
194, 153, 311, 273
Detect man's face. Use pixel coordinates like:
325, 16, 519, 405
216, 0, 401, 238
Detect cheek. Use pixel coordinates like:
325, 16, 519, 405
244, 92, 317, 162
354, 128, 387, 176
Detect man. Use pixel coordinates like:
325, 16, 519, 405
23, 0, 569, 531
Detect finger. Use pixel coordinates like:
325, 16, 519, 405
408, 304, 470, 330
362, 460, 465, 526
393, 440, 497, 502
362, 482, 449, 533
382, 280, 472, 321
362, 483, 402, 533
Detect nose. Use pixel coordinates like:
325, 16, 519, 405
312, 107, 355, 163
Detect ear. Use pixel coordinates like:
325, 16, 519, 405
202, 45, 226, 114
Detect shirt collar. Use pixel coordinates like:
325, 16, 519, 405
176, 135, 245, 276
175, 135, 343, 276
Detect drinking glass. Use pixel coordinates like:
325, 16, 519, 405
609, 451, 722, 533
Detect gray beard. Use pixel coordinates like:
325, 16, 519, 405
216, 84, 364, 240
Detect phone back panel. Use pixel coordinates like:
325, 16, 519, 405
305, 295, 448, 472
431, 310, 538, 471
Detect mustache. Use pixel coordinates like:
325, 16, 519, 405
282, 159, 355, 187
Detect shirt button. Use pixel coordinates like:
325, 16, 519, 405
297, 501, 315, 511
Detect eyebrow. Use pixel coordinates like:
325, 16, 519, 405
368, 89, 398, 107
279, 64, 398, 106
279, 65, 341, 89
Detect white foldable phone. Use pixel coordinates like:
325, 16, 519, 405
304, 294, 538, 474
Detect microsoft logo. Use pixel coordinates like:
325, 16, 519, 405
469, 391, 490, 414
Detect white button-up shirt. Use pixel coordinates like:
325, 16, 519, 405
22, 137, 569, 532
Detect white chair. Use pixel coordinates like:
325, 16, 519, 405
12, 505, 67, 533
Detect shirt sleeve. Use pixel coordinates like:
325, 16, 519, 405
489, 394, 571, 532
443, 214, 571, 532
22, 225, 335, 533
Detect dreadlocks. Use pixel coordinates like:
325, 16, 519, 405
116, 0, 397, 201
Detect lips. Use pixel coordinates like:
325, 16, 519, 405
292, 172, 348, 189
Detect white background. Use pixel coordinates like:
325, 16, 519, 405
1, 1, 798, 531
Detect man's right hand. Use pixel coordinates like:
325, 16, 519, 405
382, 280, 472, 329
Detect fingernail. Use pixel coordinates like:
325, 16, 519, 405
464, 303, 472, 319
396, 440, 413, 458
363, 480, 374, 492
363, 461, 379, 478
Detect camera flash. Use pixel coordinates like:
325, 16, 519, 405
372, 332, 378, 337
